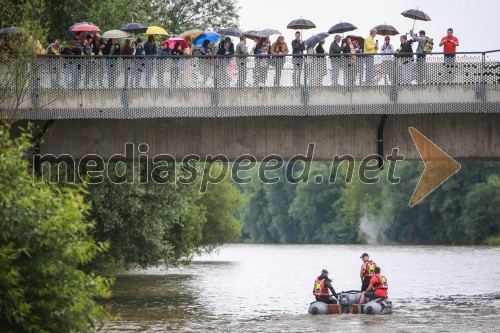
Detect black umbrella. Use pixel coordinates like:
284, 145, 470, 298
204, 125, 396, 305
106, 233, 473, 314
244, 29, 281, 39
401, 8, 431, 30
0, 27, 26, 35
217, 28, 242, 38
287, 19, 316, 30
304, 32, 329, 49
373, 24, 399, 36
119, 22, 148, 35
328, 22, 357, 35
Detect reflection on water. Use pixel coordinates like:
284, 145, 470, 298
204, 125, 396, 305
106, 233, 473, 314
103, 244, 500, 332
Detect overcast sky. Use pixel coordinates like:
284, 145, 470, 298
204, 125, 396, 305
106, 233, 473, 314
237, 0, 500, 58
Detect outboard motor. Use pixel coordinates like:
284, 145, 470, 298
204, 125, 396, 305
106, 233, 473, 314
339, 293, 351, 314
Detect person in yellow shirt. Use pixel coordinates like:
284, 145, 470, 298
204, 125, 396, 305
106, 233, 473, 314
364, 29, 379, 84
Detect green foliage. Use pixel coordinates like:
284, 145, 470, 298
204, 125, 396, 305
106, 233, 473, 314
146, 0, 240, 35
0, 0, 47, 119
483, 235, 500, 245
463, 175, 500, 244
43, 0, 240, 42
199, 165, 242, 249
0, 122, 112, 332
238, 161, 500, 245
84, 162, 241, 269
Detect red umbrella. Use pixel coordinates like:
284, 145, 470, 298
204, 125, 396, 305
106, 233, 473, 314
164, 37, 188, 50
71, 24, 100, 33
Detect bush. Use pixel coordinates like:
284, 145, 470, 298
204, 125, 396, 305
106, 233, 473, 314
0, 122, 112, 332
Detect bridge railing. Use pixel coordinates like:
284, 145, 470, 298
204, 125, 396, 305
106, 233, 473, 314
1, 50, 500, 118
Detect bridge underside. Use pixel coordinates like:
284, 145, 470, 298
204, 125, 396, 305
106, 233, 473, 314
34, 113, 500, 161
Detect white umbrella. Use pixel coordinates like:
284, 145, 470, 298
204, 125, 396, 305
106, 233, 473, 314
102, 29, 130, 39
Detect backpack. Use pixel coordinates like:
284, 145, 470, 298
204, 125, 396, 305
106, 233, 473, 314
423, 37, 434, 53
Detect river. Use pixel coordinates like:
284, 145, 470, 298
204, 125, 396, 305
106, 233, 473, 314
103, 244, 500, 332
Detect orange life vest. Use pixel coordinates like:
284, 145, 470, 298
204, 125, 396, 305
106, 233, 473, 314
313, 278, 330, 296
372, 274, 388, 298
362, 260, 376, 277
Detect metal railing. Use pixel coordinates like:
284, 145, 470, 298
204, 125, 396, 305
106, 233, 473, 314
1, 50, 500, 119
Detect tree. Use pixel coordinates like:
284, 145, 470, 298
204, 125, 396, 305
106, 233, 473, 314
145, 0, 240, 35
0, 0, 47, 120
0, 122, 112, 332
43, 0, 136, 42
463, 175, 500, 244
42, 0, 240, 42
199, 164, 242, 249
86, 162, 242, 269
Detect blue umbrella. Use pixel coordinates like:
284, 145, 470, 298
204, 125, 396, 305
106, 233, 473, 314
193, 31, 220, 46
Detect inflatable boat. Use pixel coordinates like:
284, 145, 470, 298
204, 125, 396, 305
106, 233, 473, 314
308, 290, 393, 315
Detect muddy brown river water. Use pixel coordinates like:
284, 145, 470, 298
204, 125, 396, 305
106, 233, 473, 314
103, 244, 500, 332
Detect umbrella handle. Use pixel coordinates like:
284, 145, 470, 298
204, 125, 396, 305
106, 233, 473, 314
412, 19, 416, 31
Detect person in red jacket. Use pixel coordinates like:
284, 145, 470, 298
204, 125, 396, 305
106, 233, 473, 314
360, 253, 377, 292
313, 269, 338, 304
359, 267, 388, 303
439, 28, 460, 82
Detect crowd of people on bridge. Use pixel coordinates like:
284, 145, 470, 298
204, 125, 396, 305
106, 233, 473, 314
2, 23, 461, 87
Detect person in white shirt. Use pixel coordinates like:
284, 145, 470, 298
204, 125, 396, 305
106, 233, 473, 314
380, 36, 395, 84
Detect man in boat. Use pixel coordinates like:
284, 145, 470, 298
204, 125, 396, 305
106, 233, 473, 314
359, 267, 388, 303
313, 269, 338, 304
360, 253, 377, 292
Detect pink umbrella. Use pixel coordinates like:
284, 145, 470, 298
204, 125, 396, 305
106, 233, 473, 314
71, 24, 100, 32
164, 37, 188, 50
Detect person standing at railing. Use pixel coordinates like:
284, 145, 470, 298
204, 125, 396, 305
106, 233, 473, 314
46, 38, 62, 55
271, 36, 288, 86
217, 37, 235, 86
342, 38, 359, 86
62, 40, 83, 88
83, 34, 96, 88
291, 31, 305, 85
410, 29, 427, 83
157, 40, 172, 88
45, 39, 62, 88
144, 35, 157, 87
92, 34, 105, 87
171, 42, 184, 88
329, 35, 342, 85
121, 39, 134, 88
380, 36, 395, 84
235, 36, 249, 87
103, 38, 120, 88
72, 31, 84, 54
314, 40, 327, 86
199, 39, 214, 85
396, 35, 413, 85
133, 38, 145, 88
182, 36, 195, 87
439, 28, 459, 83
254, 39, 270, 86
364, 29, 379, 85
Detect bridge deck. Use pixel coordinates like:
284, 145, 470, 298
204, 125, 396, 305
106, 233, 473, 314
2, 53, 500, 119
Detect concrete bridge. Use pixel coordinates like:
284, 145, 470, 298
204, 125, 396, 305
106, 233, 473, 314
2, 52, 500, 161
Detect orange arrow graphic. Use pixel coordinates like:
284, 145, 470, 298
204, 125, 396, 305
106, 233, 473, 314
408, 127, 461, 207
